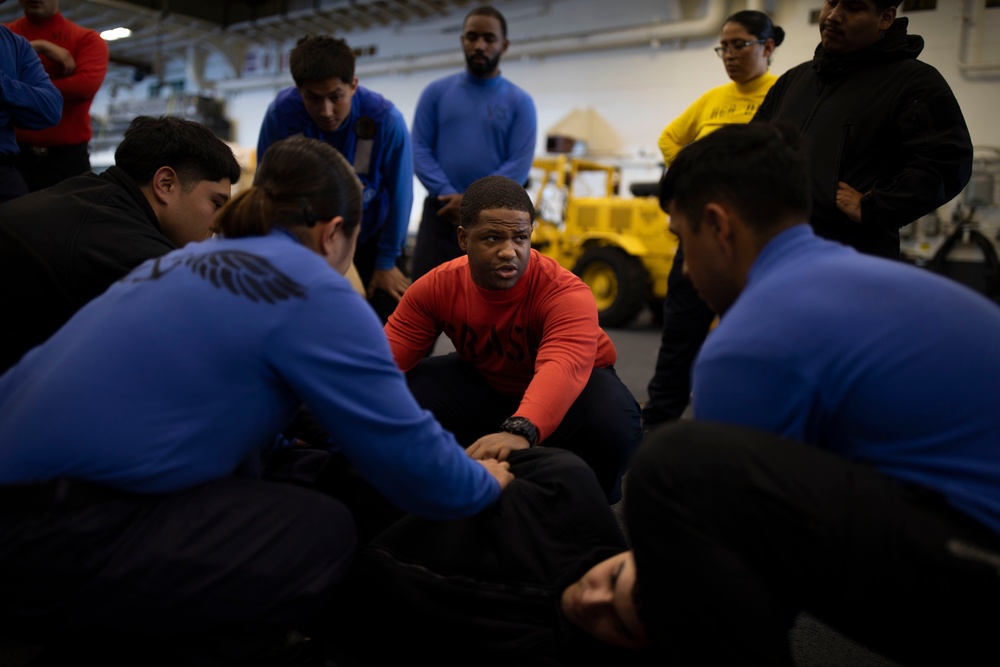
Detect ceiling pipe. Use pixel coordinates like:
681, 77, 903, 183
957, 0, 1000, 78
185, 44, 208, 90
214, 0, 734, 91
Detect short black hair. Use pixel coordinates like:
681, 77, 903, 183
290, 35, 355, 87
875, 0, 902, 11
464, 5, 508, 38
460, 175, 534, 227
114, 116, 241, 190
661, 123, 810, 234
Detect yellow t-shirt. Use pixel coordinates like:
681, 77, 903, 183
658, 72, 778, 166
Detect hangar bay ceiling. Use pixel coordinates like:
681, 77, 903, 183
0, 0, 477, 81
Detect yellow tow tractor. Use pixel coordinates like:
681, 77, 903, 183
529, 154, 677, 328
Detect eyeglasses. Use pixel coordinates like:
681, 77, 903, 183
714, 39, 766, 57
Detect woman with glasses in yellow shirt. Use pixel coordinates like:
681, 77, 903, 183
644, 10, 785, 429
658, 11, 785, 162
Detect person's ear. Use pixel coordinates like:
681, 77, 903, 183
762, 38, 776, 60
879, 6, 896, 31
457, 225, 469, 252
703, 202, 736, 256
701, 203, 723, 234
349, 76, 359, 92
150, 166, 180, 206
319, 216, 345, 257
500, 37, 510, 55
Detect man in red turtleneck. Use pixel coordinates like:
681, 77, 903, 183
7, 0, 107, 191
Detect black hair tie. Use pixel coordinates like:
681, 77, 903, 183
301, 196, 317, 227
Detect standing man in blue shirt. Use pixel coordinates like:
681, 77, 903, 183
258, 34, 412, 321
409, 5, 537, 280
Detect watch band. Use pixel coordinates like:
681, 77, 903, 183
499, 416, 538, 448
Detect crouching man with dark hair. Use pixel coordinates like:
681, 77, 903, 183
0, 114, 241, 372
626, 123, 1000, 665
385, 174, 642, 503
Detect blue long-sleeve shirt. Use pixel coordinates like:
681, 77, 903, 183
258, 86, 413, 271
0, 228, 499, 519
412, 71, 536, 196
0, 26, 62, 156
693, 224, 1000, 537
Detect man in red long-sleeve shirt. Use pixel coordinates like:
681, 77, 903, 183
385, 175, 642, 502
7, 0, 107, 191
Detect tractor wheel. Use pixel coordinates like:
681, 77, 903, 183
573, 246, 648, 328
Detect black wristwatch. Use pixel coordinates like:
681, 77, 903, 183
499, 416, 538, 448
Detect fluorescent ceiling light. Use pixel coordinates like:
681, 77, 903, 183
101, 27, 132, 41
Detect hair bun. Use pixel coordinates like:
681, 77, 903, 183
772, 26, 786, 47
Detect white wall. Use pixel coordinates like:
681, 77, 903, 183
93, 0, 1000, 226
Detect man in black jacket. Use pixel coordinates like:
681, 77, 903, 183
753, 0, 972, 259
0, 115, 241, 372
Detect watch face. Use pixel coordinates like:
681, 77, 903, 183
501, 417, 537, 446
502, 417, 528, 432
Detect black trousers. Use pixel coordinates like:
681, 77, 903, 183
410, 195, 463, 282
0, 474, 356, 665
625, 421, 1000, 666
641, 246, 715, 427
406, 353, 642, 503
14, 142, 91, 192
331, 447, 638, 666
351, 228, 408, 324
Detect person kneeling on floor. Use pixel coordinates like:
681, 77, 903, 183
631, 123, 1000, 666
0, 135, 512, 666
384, 174, 642, 503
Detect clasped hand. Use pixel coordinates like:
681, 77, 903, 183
466, 431, 530, 462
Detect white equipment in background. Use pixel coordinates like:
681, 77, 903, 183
900, 147, 1000, 304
